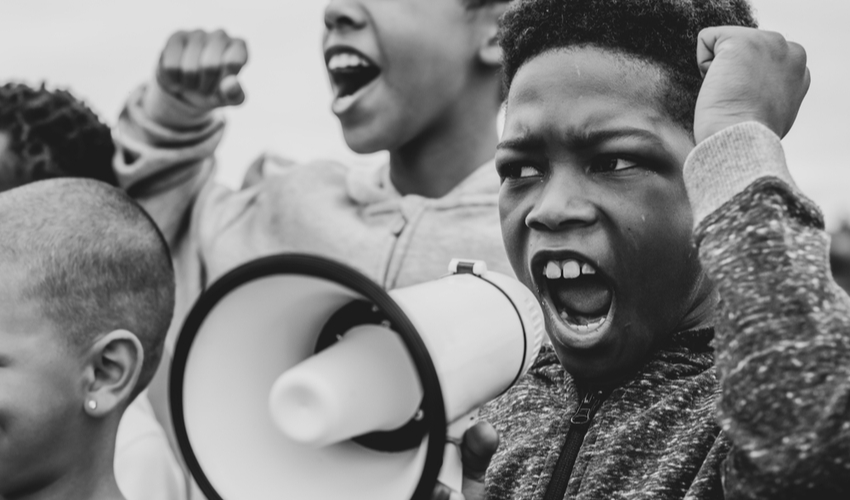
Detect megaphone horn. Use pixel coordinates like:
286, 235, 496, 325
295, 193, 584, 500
170, 254, 544, 500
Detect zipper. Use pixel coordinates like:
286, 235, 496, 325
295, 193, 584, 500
542, 390, 606, 500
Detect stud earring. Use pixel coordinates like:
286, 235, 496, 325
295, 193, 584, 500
87, 400, 98, 410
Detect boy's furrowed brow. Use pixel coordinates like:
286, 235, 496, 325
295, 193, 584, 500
499, 127, 666, 152
573, 127, 665, 149
497, 135, 546, 152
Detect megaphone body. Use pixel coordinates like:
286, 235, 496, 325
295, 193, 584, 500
171, 255, 544, 500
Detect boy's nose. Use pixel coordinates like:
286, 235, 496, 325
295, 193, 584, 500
324, 0, 368, 31
525, 177, 598, 232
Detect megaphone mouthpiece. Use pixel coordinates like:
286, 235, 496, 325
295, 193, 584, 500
269, 324, 422, 447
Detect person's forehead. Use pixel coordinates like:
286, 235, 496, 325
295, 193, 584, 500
504, 49, 672, 141
510, 48, 664, 111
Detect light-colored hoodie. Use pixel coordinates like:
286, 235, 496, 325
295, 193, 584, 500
114, 82, 513, 349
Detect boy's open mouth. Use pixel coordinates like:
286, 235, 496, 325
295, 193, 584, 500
539, 257, 614, 334
326, 47, 381, 100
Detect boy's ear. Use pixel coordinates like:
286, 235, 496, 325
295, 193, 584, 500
82, 330, 144, 418
474, 2, 510, 68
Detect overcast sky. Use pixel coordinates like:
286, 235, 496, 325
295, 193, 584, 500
3, 0, 848, 227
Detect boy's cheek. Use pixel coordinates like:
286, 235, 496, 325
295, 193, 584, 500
499, 203, 531, 283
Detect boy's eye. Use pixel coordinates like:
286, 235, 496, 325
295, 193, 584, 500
590, 157, 641, 173
500, 164, 543, 180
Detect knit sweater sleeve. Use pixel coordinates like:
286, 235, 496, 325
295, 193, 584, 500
684, 122, 850, 498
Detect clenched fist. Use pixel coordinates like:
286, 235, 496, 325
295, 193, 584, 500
694, 26, 810, 144
156, 29, 249, 113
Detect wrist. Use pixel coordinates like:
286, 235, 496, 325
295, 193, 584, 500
684, 121, 797, 227
142, 79, 215, 130
694, 111, 774, 146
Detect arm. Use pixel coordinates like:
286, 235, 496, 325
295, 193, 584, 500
687, 122, 850, 497
686, 28, 850, 497
113, 30, 247, 247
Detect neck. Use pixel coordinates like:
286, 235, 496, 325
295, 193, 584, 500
676, 272, 718, 332
388, 79, 500, 198
11, 428, 124, 500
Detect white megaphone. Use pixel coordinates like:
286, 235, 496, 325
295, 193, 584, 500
170, 254, 544, 500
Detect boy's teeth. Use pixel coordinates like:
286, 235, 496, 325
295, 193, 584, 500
545, 261, 562, 279
544, 259, 599, 279
328, 52, 371, 70
562, 260, 581, 279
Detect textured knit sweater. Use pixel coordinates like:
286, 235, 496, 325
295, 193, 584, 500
481, 122, 850, 499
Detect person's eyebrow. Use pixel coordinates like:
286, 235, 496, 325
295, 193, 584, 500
498, 127, 666, 152
497, 134, 545, 152
572, 127, 665, 150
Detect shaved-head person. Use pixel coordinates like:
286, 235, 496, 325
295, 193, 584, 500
0, 178, 174, 500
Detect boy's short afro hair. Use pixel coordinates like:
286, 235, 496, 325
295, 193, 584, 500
499, 0, 757, 129
0, 83, 117, 190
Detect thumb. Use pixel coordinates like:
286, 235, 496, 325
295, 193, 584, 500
461, 421, 499, 481
459, 421, 498, 500
696, 27, 724, 78
431, 482, 466, 500
218, 74, 245, 106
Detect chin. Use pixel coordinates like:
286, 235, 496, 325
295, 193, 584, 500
339, 123, 393, 155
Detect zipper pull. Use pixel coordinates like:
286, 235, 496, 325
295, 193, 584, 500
570, 391, 603, 425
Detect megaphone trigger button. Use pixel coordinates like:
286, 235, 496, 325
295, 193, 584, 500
414, 409, 424, 421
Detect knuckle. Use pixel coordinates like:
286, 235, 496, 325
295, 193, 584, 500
169, 30, 187, 41
789, 42, 808, 66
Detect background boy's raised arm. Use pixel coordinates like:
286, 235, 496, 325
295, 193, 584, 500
113, 30, 247, 247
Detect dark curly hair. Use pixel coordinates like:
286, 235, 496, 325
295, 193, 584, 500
0, 83, 117, 191
499, 0, 757, 129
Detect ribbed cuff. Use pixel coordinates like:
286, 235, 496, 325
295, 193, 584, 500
141, 79, 215, 130
684, 122, 797, 228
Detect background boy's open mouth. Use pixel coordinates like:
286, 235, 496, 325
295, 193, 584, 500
539, 257, 614, 334
326, 47, 381, 99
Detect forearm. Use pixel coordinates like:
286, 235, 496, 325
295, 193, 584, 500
686, 122, 850, 494
113, 81, 224, 245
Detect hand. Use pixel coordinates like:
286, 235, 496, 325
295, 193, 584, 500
156, 29, 249, 113
694, 26, 810, 144
431, 421, 499, 500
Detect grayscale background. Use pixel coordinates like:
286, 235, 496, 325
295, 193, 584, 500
3, 0, 847, 226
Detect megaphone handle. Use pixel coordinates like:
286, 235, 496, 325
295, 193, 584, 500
438, 409, 480, 493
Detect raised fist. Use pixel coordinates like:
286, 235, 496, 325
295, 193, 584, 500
694, 26, 810, 144
156, 29, 249, 112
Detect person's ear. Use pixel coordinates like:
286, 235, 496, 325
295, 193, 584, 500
82, 330, 144, 418
474, 2, 509, 68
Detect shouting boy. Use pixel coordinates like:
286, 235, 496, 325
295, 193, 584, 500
114, 0, 514, 321
114, 2, 514, 494
446, 0, 849, 499
0, 179, 175, 500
